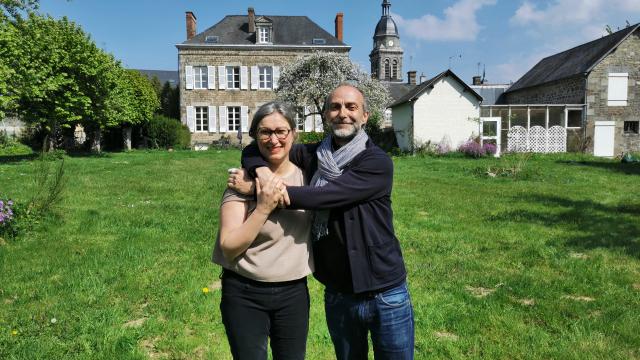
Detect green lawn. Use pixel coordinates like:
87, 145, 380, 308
1, 150, 639, 359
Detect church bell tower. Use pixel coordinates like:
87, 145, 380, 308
370, 0, 403, 82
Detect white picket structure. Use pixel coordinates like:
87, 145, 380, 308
507, 125, 566, 153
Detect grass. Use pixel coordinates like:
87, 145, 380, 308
1, 150, 639, 359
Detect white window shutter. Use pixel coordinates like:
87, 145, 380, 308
218, 66, 226, 90
185, 66, 194, 90
186, 106, 195, 132
240, 66, 249, 90
608, 73, 628, 106
219, 106, 228, 132
207, 66, 216, 89
241, 106, 249, 132
273, 66, 280, 89
251, 66, 259, 90
304, 107, 313, 132
208, 106, 217, 132
314, 113, 323, 132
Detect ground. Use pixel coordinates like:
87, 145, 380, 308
0, 150, 638, 359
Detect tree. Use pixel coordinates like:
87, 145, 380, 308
159, 81, 179, 119
275, 52, 391, 127
0, 0, 39, 21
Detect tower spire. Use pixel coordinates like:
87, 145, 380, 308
382, 0, 391, 16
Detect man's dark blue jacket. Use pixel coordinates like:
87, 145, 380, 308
242, 139, 407, 294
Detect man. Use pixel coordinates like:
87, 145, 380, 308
235, 84, 414, 360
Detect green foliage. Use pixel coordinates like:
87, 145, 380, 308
0, 129, 31, 155
0, 0, 39, 21
296, 131, 325, 144
159, 81, 180, 119
146, 115, 191, 149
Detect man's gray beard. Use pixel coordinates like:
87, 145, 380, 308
331, 123, 361, 140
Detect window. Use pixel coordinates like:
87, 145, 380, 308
567, 110, 582, 128
259, 66, 273, 89
608, 73, 628, 106
258, 27, 271, 43
227, 106, 241, 132
194, 66, 207, 89
205, 36, 218, 43
384, 59, 390, 79
226, 66, 240, 89
295, 107, 305, 131
312, 38, 326, 45
392, 60, 398, 79
195, 107, 208, 132
624, 121, 639, 134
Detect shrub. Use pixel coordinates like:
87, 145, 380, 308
458, 140, 486, 158
146, 115, 191, 149
297, 132, 325, 144
0, 130, 33, 156
483, 143, 497, 156
0, 199, 16, 239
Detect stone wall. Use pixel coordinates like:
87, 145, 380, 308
502, 76, 585, 105
178, 48, 348, 146
586, 30, 640, 155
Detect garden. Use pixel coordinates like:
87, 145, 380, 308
1, 149, 638, 359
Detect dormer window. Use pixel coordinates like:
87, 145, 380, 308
258, 26, 271, 43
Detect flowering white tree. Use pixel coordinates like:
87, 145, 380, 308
275, 52, 391, 126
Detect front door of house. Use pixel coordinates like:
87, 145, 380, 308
593, 121, 615, 157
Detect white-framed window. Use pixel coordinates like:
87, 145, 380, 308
295, 107, 305, 131
193, 66, 207, 89
226, 66, 240, 89
608, 72, 628, 106
195, 106, 208, 132
259, 66, 273, 89
258, 26, 271, 43
227, 106, 241, 132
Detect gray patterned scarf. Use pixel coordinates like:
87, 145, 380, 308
311, 129, 369, 241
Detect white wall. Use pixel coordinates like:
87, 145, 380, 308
390, 102, 412, 151
413, 76, 480, 148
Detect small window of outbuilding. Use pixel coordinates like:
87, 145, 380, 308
624, 121, 639, 134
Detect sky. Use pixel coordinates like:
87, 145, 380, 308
39, 0, 640, 85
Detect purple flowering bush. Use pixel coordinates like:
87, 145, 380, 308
458, 140, 486, 158
483, 143, 497, 156
0, 199, 17, 239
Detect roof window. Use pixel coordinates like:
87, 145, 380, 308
312, 38, 326, 45
205, 36, 219, 43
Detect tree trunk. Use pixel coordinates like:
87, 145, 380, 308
91, 127, 102, 152
123, 126, 132, 151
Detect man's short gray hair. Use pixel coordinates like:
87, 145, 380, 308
322, 83, 369, 114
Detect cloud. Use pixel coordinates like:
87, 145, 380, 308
510, 0, 640, 27
394, 0, 496, 41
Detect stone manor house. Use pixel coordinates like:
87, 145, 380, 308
176, 8, 349, 146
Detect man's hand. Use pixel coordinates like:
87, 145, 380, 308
227, 168, 255, 195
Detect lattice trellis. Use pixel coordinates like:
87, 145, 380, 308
507, 126, 528, 152
547, 126, 567, 153
528, 126, 546, 153
507, 125, 567, 153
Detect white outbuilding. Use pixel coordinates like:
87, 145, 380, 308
390, 69, 483, 152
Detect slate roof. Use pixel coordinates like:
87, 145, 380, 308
178, 15, 349, 48
470, 85, 509, 105
386, 82, 416, 103
506, 24, 640, 93
390, 70, 482, 107
135, 69, 179, 88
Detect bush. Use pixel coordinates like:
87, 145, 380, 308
297, 132, 325, 144
459, 140, 486, 158
146, 115, 191, 149
0, 130, 33, 156
483, 143, 497, 156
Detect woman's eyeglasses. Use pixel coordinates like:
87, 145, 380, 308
257, 128, 291, 141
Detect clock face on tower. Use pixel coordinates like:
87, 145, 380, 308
387, 40, 394, 47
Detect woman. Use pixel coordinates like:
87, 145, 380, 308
212, 101, 313, 360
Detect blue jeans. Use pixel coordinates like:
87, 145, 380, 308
324, 282, 414, 360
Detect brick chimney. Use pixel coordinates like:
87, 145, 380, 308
407, 71, 417, 85
472, 76, 482, 85
186, 11, 196, 40
248, 7, 255, 33
335, 12, 344, 42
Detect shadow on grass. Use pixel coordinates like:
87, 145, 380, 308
557, 160, 640, 175
0, 153, 38, 164
488, 194, 640, 258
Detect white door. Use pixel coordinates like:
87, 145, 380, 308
593, 121, 615, 157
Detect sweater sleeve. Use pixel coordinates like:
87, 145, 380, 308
241, 143, 316, 177
287, 149, 393, 210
